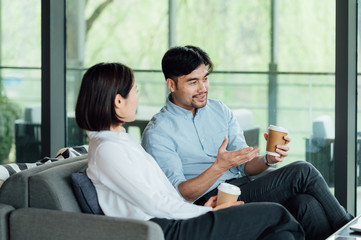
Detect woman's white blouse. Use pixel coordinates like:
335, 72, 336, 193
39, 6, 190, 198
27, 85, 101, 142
86, 131, 212, 221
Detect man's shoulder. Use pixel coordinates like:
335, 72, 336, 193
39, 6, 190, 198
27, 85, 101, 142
142, 109, 177, 148
143, 109, 173, 135
207, 98, 224, 107
150, 108, 173, 124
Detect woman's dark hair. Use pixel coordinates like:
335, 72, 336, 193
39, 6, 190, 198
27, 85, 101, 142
161, 45, 213, 83
75, 62, 134, 131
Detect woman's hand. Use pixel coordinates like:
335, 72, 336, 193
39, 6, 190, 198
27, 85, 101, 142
204, 196, 244, 211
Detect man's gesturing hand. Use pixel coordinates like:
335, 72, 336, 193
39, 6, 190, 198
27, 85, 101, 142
214, 136, 260, 172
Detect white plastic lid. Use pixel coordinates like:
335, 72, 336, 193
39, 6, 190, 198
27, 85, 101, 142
268, 125, 288, 133
217, 183, 241, 196
266, 151, 281, 157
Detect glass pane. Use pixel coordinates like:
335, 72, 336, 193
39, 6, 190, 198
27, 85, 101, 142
177, 0, 270, 71
66, 0, 168, 144
0, 0, 41, 164
278, 1, 335, 72
1, 1, 41, 67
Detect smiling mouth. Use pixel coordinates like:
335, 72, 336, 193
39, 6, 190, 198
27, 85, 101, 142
194, 92, 207, 101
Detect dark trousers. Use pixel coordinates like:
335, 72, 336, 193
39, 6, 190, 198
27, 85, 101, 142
150, 202, 304, 240
195, 161, 353, 240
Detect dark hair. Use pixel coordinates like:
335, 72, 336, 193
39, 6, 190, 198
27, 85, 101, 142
161, 45, 213, 83
75, 62, 134, 131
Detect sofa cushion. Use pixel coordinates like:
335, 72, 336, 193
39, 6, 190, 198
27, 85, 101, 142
71, 171, 103, 215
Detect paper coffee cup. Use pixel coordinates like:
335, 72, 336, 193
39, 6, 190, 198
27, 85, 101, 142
216, 183, 241, 206
266, 125, 288, 157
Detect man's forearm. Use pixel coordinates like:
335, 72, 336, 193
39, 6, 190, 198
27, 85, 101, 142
178, 163, 226, 202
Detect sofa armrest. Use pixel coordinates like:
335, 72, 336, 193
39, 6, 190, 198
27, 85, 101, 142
29, 159, 88, 212
0, 155, 88, 209
10, 208, 164, 240
0, 203, 14, 240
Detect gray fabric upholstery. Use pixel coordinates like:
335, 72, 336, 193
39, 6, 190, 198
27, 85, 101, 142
0, 154, 165, 240
0, 204, 14, 240
29, 159, 88, 212
0, 155, 88, 209
10, 208, 164, 240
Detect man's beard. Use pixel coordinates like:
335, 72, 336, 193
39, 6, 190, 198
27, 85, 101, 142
192, 92, 208, 109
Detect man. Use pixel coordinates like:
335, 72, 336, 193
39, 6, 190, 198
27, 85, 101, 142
142, 45, 353, 239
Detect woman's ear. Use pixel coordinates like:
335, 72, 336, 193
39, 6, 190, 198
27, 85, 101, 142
166, 78, 176, 92
114, 94, 124, 109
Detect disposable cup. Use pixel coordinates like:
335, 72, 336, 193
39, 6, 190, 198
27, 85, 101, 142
266, 125, 288, 157
216, 183, 241, 206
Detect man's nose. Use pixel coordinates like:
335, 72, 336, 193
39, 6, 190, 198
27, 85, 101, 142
197, 81, 206, 92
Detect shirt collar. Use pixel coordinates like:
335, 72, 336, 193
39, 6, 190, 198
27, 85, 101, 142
165, 93, 206, 118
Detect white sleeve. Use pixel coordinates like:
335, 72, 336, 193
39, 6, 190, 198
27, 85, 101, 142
94, 142, 211, 220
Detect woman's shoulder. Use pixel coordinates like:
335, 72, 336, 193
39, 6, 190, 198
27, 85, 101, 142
89, 131, 131, 154
89, 130, 128, 142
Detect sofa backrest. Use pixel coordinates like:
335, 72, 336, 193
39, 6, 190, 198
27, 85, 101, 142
0, 155, 88, 209
29, 159, 88, 212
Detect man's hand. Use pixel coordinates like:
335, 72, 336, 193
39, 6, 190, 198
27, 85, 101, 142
204, 196, 244, 211
264, 133, 291, 165
214, 136, 260, 172
178, 136, 259, 202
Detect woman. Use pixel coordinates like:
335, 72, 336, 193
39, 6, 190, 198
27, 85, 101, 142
75, 62, 304, 240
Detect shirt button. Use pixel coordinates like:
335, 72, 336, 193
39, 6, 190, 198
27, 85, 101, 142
184, 116, 187, 119
201, 138, 204, 142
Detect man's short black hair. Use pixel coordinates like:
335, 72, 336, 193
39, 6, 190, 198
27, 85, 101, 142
161, 45, 213, 82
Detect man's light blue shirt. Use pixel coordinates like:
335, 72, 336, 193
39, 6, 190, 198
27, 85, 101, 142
141, 95, 249, 199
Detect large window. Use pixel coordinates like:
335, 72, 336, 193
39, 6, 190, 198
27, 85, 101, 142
1, 0, 358, 213
65, 0, 337, 168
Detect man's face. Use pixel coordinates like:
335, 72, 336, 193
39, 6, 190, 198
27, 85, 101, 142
167, 64, 209, 115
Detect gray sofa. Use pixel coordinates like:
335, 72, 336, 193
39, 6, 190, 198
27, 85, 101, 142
0, 155, 164, 240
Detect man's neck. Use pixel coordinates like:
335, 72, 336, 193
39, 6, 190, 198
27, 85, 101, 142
169, 94, 198, 116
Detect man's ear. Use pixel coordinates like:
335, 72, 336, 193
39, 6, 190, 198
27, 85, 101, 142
166, 78, 176, 92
